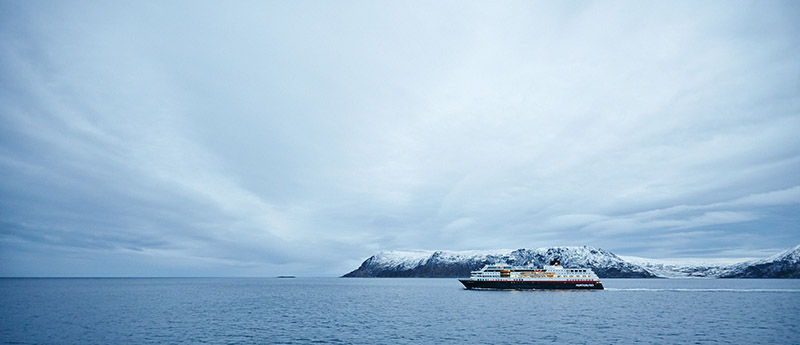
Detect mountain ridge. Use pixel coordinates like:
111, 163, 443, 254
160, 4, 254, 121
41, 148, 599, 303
343, 245, 800, 278
720, 244, 800, 278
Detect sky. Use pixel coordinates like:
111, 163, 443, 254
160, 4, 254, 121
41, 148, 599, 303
1, 1, 799, 277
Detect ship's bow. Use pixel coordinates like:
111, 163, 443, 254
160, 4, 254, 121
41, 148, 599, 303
459, 279, 476, 289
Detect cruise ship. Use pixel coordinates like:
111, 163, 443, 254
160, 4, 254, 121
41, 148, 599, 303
458, 259, 604, 290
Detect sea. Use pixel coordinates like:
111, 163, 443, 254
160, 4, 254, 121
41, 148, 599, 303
1, 278, 799, 344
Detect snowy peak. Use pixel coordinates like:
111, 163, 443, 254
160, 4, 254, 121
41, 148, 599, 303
503, 246, 655, 278
343, 246, 655, 278
721, 244, 800, 278
343, 245, 800, 278
760, 244, 800, 263
620, 256, 732, 278
368, 250, 434, 270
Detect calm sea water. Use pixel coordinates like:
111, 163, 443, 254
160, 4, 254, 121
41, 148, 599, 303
1, 278, 799, 344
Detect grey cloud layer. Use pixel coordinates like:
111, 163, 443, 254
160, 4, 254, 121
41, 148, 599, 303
1, 1, 799, 276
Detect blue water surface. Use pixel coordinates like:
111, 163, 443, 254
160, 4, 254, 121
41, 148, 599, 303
1, 278, 799, 344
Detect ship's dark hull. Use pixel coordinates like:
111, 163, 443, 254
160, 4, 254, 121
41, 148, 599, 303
459, 279, 604, 290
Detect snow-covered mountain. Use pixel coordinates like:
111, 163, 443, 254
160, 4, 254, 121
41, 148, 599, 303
343, 246, 656, 278
343, 245, 800, 278
626, 245, 800, 278
619, 256, 735, 278
721, 244, 800, 278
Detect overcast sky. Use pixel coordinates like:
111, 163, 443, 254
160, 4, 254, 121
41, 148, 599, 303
1, 1, 799, 276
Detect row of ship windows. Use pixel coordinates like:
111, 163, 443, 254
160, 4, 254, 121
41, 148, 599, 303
476, 275, 592, 279
518, 274, 592, 277
479, 274, 592, 277
475, 278, 592, 281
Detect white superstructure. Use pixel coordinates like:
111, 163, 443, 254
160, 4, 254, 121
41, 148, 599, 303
459, 259, 604, 290
469, 264, 601, 282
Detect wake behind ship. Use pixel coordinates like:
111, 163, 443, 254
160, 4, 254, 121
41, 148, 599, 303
459, 259, 604, 290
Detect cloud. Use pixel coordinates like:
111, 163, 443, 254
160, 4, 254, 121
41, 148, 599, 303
722, 186, 800, 208
444, 217, 476, 233
572, 186, 799, 235
547, 214, 610, 229
1, 1, 799, 275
